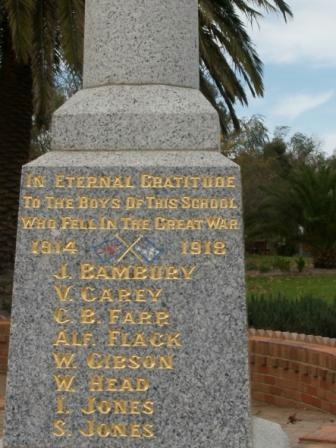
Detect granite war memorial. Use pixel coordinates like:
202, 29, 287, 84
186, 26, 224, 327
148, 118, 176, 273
3, 1, 287, 447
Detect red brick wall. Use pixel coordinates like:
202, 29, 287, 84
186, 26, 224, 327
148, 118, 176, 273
249, 329, 336, 414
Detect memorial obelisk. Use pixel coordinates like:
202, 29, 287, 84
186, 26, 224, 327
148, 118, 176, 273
4, 1, 252, 447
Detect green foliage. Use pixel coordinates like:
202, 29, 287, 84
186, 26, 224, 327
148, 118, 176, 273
30, 87, 67, 158
272, 256, 291, 272
0, 0, 84, 128
246, 254, 297, 272
0, 1, 292, 132
248, 295, 336, 338
259, 263, 271, 273
194, 1, 292, 130
30, 127, 51, 159
262, 163, 336, 268
2, 0, 35, 64
222, 115, 269, 156
246, 260, 259, 271
296, 257, 305, 273
233, 119, 335, 264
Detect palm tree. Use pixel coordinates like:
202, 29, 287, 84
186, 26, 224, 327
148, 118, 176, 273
262, 163, 336, 268
199, 0, 292, 130
0, 1, 84, 308
0, 0, 291, 309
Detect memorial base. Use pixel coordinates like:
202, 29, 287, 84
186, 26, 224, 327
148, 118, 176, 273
5, 151, 251, 448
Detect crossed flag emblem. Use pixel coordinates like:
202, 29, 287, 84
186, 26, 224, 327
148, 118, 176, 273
94, 234, 162, 264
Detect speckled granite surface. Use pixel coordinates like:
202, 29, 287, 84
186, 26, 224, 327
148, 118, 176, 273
51, 86, 219, 152
5, 0, 253, 445
52, 0, 218, 153
4, 152, 252, 447
1, 418, 290, 448
83, 0, 199, 88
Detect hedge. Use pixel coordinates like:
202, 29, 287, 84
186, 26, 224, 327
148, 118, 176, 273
248, 294, 336, 338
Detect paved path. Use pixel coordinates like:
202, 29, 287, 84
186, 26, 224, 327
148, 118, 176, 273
253, 402, 336, 447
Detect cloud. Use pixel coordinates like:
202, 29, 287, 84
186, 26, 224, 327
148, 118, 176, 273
247, 0, 336, 66
272, 91, 334, 119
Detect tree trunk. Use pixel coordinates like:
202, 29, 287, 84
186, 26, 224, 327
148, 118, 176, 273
0, 21, 33, 311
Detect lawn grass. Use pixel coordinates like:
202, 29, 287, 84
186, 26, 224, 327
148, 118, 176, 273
247, 274, 336, 301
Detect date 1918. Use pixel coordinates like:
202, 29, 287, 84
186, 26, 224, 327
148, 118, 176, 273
181, 241, 226, 256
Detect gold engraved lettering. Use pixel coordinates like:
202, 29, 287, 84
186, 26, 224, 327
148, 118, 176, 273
60, 216, 118, 230
56, 396, 70, 415
53, 353, 77, 369
55, 175, 134, 189
121, 217, 151, 231
180, 197, 237, 209
20, 216, 56, 230
80, 264, 196, 281
140, 174, 235, 189
78, 196, 121, 209
181, 241, 227, 256
53, 420, 68, 437
203, 176, 236, 188
81, 286, 108, 303
46, 196, 74, 209
25, 174, 45, 188
87, 354, 173, 370
54, 375, 76, 392
61, 217, 96, 230
53, 308, 72, 325
88, 376, 149, 393
118, 288, 162, 303
53, 264, 72, 280
155, 217, 204, 230
23, 196, 41, 209
54, 285, 74, 302
108, 309, 170, 327
32, 241, 78, 255
207, 217, 239, 230
80, 308, 99, 324
81, 397, 154, 416
143, 197, 179, 210
79, 420, 154, 439
81, 265, 128, 280
108, 331, 182, 348
125, 197, 148, 209
125, 196, 238, 210
53, 331, 94, 347
141, 175, 201, 189
80, 287, 161, 303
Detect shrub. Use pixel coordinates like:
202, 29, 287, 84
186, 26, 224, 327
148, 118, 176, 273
273, 256, 291, 272
296, 257, 306, 273
246, 261, 258, 271
259, 263, 271, 273
248, 294, 336, 338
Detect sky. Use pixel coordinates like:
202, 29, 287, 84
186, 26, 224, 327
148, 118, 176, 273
237, 0, 336, 156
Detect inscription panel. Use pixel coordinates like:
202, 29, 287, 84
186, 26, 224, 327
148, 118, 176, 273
4, 162, 251, 448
